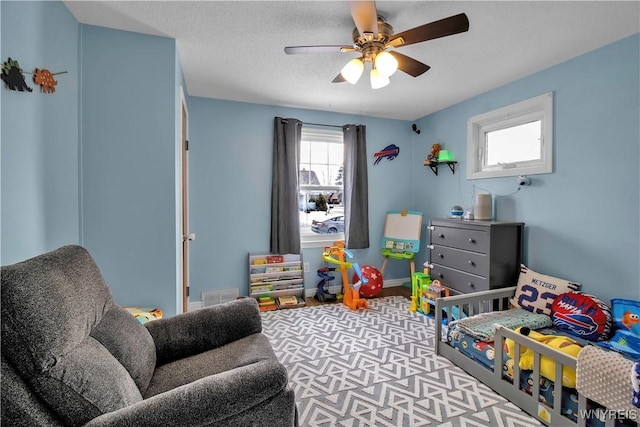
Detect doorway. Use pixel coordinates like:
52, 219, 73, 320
181, 93, 189, 313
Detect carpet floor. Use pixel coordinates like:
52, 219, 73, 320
261, 295, 543, 426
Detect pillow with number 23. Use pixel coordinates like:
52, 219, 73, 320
511, 264, 581, 315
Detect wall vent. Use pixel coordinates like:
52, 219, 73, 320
201, 288, 239, 308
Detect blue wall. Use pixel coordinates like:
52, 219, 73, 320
79, 25, 182, 315
411, 34, 640, 303
1, 1, 79, 264
2, 0, 637, 313
187, 98, 415, 300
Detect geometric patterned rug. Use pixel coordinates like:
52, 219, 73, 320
261, 296, 543, 426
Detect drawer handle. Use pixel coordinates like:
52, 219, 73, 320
438, 273, 444, 279
468, 282, 475, 288
438, 253, 444, 258
468, 238, 476, 244
468, 260, 475, 266
439, 234, 445, 239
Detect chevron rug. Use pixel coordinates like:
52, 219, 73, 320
261, 295, 543, 427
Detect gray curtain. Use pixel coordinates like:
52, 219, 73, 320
270, 117, 302, 254
343, 125, 370, 249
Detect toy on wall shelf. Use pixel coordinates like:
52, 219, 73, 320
424, 143, 441, 165
322, 241, 368, 310
1, 57, 32, 92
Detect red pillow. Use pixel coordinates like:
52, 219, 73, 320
551, 292, 612, 341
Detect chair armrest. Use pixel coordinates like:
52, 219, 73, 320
145, 298, 262, 365
83, 359, 290, 427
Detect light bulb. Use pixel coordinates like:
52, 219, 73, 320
374, 51, 398, 77
370, 68, 390, 89
340, 58, 364, 84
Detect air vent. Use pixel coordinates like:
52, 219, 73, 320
201, 288, 239, 308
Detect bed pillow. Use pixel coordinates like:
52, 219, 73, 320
599, 299, 640, 359
551, 292, 612, 341
611, 299, 640, 334
511, 265, 581, 315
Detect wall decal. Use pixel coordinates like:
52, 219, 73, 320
373, 144, 400, 165
33, 69, 66, 93
1, 57, 32, 92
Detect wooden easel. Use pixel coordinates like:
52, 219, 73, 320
380, 210, 423, 278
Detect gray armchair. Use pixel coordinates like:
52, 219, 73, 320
1, 245, 297, 427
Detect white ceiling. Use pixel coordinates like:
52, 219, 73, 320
63, 1, 640, 121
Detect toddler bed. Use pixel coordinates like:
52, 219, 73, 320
434, 287, 639, 427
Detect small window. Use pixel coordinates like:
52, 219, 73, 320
299, 127, 344, 246
467, 92, 553, 179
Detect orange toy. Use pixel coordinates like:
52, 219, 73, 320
322, 241, 368, 310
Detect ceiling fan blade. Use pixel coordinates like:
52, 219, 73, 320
332, 73, 347, 83
389, 51, 431, 77
388, 13, 469, 48
348, 0, 378, 39
284, 45, 354, 54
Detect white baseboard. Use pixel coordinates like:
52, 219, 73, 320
306, 277, 409, 297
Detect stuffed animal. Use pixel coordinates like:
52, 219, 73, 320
504, 327, 583, 388
425, 143, 441, 164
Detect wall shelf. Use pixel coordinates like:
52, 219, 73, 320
425, 161, 457, 176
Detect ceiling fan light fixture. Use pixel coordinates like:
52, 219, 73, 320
341, 58, 364, 84
370, 68, 390, 89
374, 51, 398, 77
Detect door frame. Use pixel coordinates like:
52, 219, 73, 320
180, 88, 189, 313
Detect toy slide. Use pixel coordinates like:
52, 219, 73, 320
322, 242, 368, 310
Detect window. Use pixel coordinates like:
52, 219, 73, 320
299, 127, 344, 246
467, 92, 553, 179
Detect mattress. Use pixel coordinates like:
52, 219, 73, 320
446, 325, 603, 425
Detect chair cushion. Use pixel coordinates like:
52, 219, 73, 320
143, 333, 277, 398
1, 246, 152, 425
1, 245, 114, 377
90, 306, 156, 393
30, 336, 142, 427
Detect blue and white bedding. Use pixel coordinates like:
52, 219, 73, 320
449, 307, 553, 341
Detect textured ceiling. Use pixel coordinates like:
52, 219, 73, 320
63, 1, 640, 120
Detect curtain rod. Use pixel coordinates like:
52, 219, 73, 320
300, 121, 344, 129
280, 118, 353, 129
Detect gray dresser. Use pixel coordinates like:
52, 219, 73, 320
428, 219, 524, 294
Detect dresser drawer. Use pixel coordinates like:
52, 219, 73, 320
430, 264, 489, 294
430, 244, 489, 277
431, 225, 489, 253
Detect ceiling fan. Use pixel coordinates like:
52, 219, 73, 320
284, 1, 469, 89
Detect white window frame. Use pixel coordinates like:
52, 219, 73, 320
299, 127, 345, 248
466, 92, 553, 179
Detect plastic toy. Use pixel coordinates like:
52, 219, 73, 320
411, 272, 455, 317
352, 265, 383, 298
315, 267, 338, 302
425, 143, 441, 164
380, 210, 422, 280
504, 326, 582, 388
322, 241, 368, 310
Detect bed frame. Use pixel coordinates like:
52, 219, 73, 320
434, 287, 637, 427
